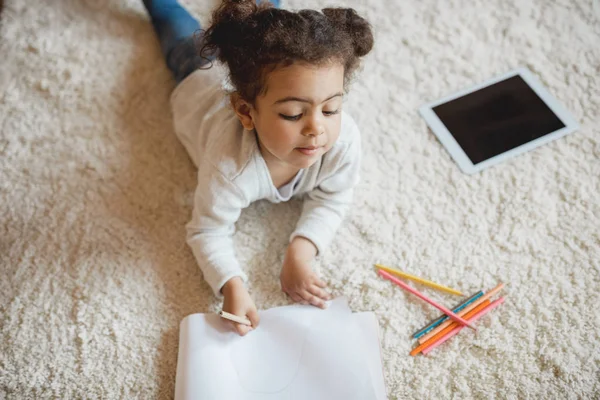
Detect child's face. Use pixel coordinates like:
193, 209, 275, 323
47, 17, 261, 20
242, 62, 345, 171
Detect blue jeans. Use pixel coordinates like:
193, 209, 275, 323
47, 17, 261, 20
143, 0, 280, 83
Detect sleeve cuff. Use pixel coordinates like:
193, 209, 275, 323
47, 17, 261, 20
209, 270, 249, 298
289, 223, 336, 257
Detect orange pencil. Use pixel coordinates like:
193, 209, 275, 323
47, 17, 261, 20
422, 297, 505, 355
418, 283, 504, 344
410, 300, 491, 356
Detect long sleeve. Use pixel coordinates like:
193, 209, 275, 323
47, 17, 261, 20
186, 165, 250, 296
289, 133, 361, 254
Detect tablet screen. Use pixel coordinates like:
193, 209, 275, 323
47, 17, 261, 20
432, 75, 566, 165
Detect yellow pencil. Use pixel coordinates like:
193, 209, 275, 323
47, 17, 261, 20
374, 264, 464, 296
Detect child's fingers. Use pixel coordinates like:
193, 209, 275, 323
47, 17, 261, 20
247, 309, 260, 328
234, 322, 253, 336
225, 314, 253, 335
286, 290, 308, 305
307, 285, 331, 301
300, 290, 326, 309
313, 278, 328, 289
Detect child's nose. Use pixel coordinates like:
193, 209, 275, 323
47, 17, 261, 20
301, 116, 325, 137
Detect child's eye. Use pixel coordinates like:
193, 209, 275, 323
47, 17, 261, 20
323, 109, 340, 116
279, 113, 302, 121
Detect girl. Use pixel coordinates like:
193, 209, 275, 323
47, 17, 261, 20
142, 0, 373, 335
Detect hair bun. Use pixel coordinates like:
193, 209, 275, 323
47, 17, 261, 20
322, 8, 374, 57
201, 3, 373, 104
215, 0, 258, 25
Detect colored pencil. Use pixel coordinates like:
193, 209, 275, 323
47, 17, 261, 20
375, 264, 464, 296
378, 269, 476, 330
418, 283, 504, 344
410, 299, 491, 356
422, 297, 505, 355
218, 310, 252, 326
413, 290, 484, 339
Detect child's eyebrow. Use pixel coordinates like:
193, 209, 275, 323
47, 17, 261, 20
273, 92, 343, 105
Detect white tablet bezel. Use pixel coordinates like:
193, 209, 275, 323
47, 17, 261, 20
419, 67, 580, 174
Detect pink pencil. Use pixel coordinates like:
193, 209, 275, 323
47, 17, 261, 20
378, 269, 476, 330
422, 297, 505, 355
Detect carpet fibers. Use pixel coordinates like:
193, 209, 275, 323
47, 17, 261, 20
1, 0, 599, 398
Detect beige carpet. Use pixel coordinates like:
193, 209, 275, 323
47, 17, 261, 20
1, 0, 599, 398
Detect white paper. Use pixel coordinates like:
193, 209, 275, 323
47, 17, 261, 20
354, 312, 387, 400
174, 298, 387, 400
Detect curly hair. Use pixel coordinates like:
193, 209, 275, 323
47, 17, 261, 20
199, 0, 374, 105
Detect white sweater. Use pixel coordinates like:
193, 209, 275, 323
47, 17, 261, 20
170, 66, 362, 296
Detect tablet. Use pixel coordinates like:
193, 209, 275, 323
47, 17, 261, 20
419, 67, 579, 174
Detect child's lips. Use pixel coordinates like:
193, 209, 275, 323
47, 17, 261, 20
296, 146, 321, 156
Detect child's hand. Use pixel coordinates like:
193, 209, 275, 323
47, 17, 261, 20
280, 237, 331, 309
221, 277, 259, 336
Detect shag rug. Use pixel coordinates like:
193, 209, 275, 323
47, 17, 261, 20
1, 0, 599, 398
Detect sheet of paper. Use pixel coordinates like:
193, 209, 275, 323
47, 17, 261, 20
174, 298, 386, 400
354, 312, 387, 400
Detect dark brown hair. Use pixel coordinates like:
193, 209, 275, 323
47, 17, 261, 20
200, 0, 374, 104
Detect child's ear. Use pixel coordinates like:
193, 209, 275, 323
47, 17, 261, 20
230, 93, 255, 131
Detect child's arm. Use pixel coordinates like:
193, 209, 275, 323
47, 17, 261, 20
186, 166, 259, 334
291, 130, 361, 258
186, 167, 249, 296
282, 124, 362, 306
